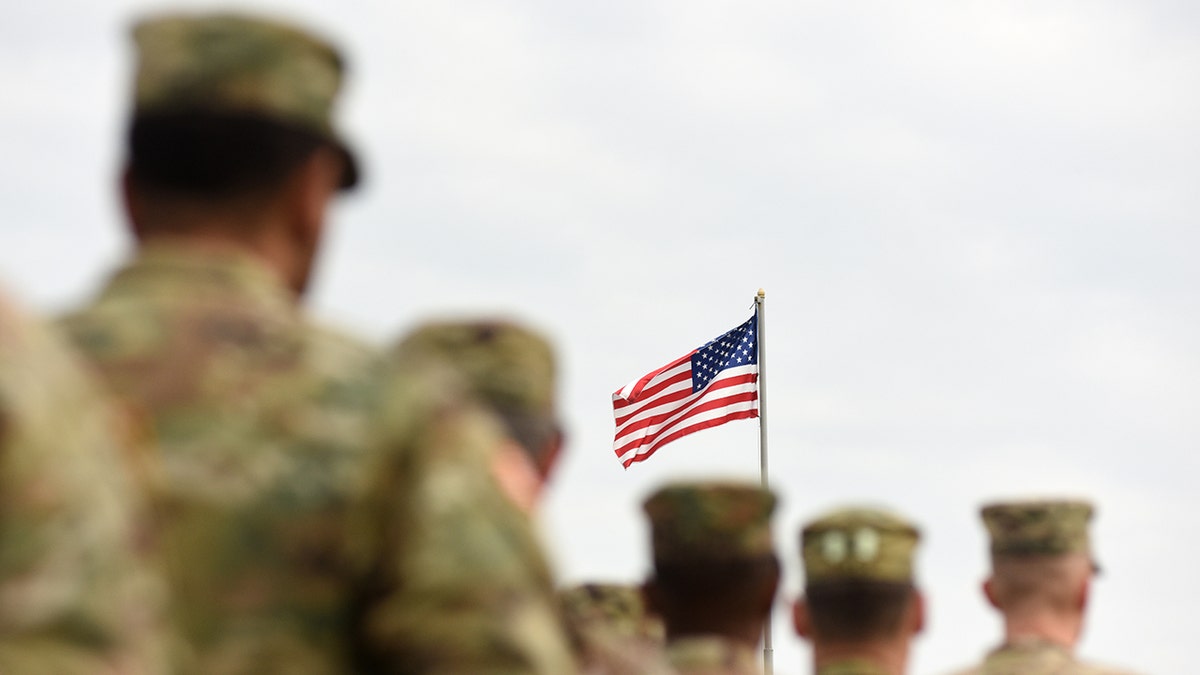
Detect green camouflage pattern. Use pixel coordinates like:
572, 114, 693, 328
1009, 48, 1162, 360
643, 482, 776, 564
950, 639, 1141, 675
981, 499, 1094, 557
394, 319, 557, 425
0, 291, 169, 674
560, 583, 670, 675
351, 346, 579, 674
60, 244, 383, 675
817, 659, 889, 675
664, 636, 760, 675
134, 12, 342, 135
131, 11, 358, 187
801, 507, 920, 587
560, 583, 658, 641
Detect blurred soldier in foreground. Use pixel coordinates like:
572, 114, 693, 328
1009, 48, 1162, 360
0, 291, 167, 674
949, 500, 1139, 675
60, 12, 381, 674
559, 582, 668, 675
353, 320, 578, 673
61, 12, 571, 675
643, 481, 779, 675
392, 320, 565, 513
793, 508, 924, 675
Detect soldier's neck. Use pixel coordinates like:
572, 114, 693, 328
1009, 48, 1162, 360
811, 638, 908, 675
1003, 610, 1081, 651
134, 218, 305, 300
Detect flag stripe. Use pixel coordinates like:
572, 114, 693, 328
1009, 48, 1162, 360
612, 359, 693, 412
620, 404, 760, 467
614, 370, 757, 432
616, 352, 692, 402
613, 389, 759, 459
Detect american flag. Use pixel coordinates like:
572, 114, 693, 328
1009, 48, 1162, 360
612, 313, 759, 468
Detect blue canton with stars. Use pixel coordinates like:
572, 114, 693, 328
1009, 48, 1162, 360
690, 313, 757, 393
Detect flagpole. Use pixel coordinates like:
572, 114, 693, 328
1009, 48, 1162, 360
755, 288, 773, 675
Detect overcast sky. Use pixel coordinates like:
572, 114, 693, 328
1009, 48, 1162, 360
2, 1, 1197, 673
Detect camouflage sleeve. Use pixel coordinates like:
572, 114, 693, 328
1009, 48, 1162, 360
350, 356, 578, 675
0, 294, 169, 675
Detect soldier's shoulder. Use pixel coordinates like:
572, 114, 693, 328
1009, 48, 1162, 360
1069, 661, 1143, 675
302, 319, 384, 374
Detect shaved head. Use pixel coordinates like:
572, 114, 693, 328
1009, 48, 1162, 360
988, 552, 1092, 614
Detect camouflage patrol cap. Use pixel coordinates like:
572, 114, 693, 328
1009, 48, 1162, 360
643, 481, 777, 565
981, 499, 1094, 558
131, 12, 359, 188
559, 583, 657, 640
801, 507, 921, 587
395, 320, 557, 420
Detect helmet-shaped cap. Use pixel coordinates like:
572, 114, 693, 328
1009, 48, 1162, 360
643, 481, 776, 565
981, 499, 1094, 558
131, 12, 359, 187
801, 507, 920, 587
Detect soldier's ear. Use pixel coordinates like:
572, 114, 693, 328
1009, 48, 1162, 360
282, 146, 342, 242
982, 577, 1000, 609
534, 429, 565, 482
1076, 575, 1090, 613
792, 597, 813, 640
909, 589, 926, 635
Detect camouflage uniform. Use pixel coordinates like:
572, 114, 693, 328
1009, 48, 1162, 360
815, 661, 888, 675
0, 291, 168, 674
350, 321, 579, 674
948, 500, 1140, 675
644, 481, 778, 675
798, 507, 922, 675
63, 14, 372, 674
61, 245, 382, 675
664, 637, 759, 675
950, 638, 1138, 675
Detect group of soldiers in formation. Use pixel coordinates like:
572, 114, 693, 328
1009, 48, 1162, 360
0, 10, 1141, 675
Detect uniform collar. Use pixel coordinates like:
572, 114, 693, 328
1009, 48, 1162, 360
986, 637, 1074, 666
666, 635, 760, 672
816, 658, 891, 675
102, 243, 296, 316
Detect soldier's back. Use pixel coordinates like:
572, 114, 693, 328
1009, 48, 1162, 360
0, 290, 168, 674
61, 246, 381, 675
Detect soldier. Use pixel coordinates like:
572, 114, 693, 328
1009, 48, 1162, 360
949, 499, 1139, 675
350, 320, 579, 673
792, 507, 924, 675
60, 10, 584, 675
642, 481, 779, 675
0, 291, 168, 674
391, 320, 566, 513
60, 10, 577, 675
58, 12, 381, 674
